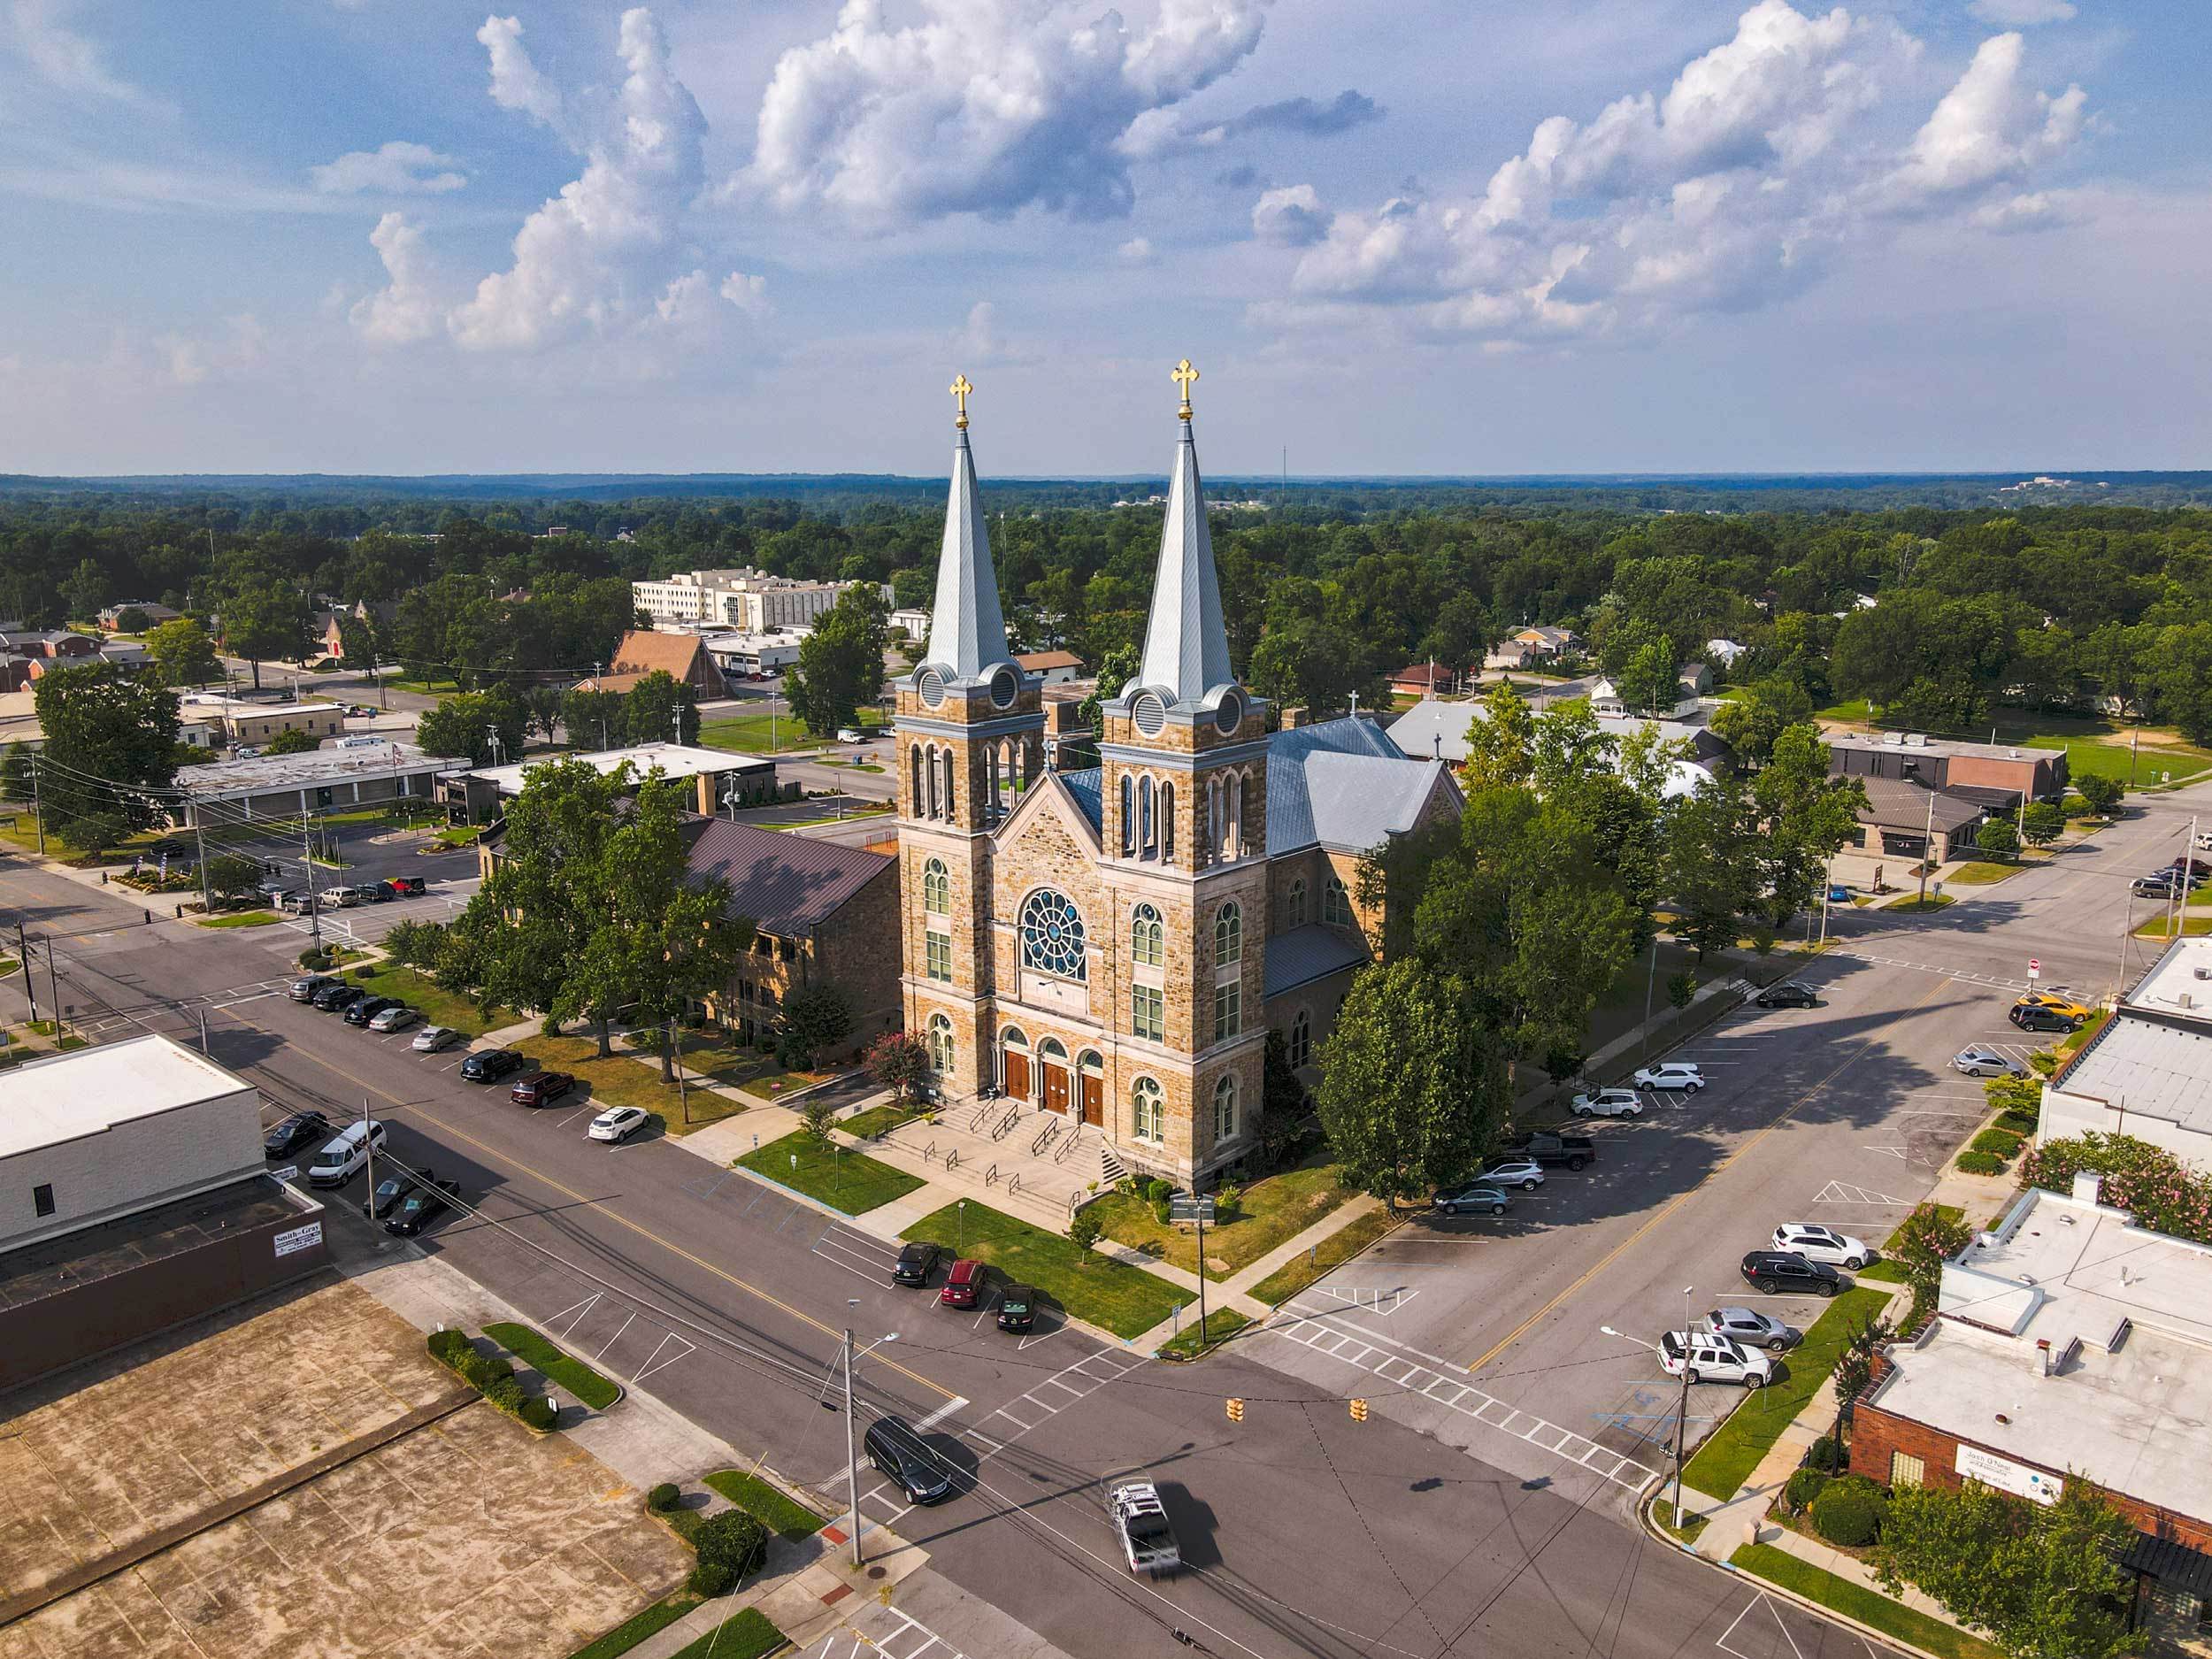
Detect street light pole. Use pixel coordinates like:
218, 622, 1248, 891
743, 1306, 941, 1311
1674, 1284, 1694, 1528
842, 1303, 862, 1567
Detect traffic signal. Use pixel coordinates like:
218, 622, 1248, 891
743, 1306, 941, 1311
1348, 1398, 1369, 1423
1225, 1397, 1244, 1423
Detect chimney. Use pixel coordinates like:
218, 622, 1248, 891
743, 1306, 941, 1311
1279, 706, 1310, 732
1432, 733, 1442, 760
2071, 1171, 2101, 1208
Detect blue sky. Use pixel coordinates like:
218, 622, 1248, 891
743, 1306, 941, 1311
2, 0, 2206, 477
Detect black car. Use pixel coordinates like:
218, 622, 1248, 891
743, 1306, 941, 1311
289, 975, 337, 1002
1755, 980, 1819, 1009
363, 1172, 416, 1219
893, 1241, 945, 1287
386, 1178, 459, 1236
265, 1110, 332, 1157
863, 1415, 954, 1503
1740, 1250, 1843, 1297
312, 982, 365, 1013
2010, 1003, 2080, 1033
996, 1284, 1038, 1333
344, 995, 403, 1027
459, 1048, 527, 1084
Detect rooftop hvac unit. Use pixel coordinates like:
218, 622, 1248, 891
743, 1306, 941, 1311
1883, 731, 1905, 746
2105, 1317, 2132, 1354
2193, 967, 2210, 980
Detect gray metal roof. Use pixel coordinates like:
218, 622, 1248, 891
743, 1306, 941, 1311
687, 818, 892, 937
1267, 716, 1451, 853
922, 426, 1017, 687
1263, 924, 1371, 1000
1134, 419, 1232, 708
1385, 697, 1719, 797
1060, 767, 1103, 834
1855, 773, 1986, 833
2055, 1012, 2212, 1134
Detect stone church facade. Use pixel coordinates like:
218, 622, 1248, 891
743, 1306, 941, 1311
896, 373, 1459, 1189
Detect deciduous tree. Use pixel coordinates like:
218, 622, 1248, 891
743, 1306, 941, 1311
147, 618, 222, 687
777, 983, 853, 1070
33, 664, 180, 847
1461, 682, 1535, 792
2020, 801, 2064, 848
786, 587, 887, 736
1977, 818, 2020, 861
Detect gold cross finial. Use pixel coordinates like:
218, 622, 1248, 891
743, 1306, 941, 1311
1171, 357, 1199, 420
949, 373, 973, 430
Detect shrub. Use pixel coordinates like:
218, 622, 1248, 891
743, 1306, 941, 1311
299, 949, 331, 971
486, 1377, 526, 1415
1970, 1127, 2024, 1158
687, 1561, 735, 1599
692, 1510, 768, 1584
518, 1394, 557, 1432
1067, 1209, 1102, 1255
427, 1329, 471, 1366
1784, 1468, 1832, 1517
1144, 1177, 1172, 1205
1213, 1183, 1243, 1218
648, 1483, 681, 1513
1955, 1150, 2007, 1176
1996, 1110, 2039, 1136
1812, 1475, 1886, 1547
2017, 1132, 2212, 1244
1806, 1436, 1842, 1471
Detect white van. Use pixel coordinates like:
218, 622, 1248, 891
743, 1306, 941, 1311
335, 734, 383, 749
306, 1119, 388, 1187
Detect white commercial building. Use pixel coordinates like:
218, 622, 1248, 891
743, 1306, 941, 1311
633, 569, 886, 633
702, 632, 804, 678
173, 741, 467, 826
0, 1035, 265, 1250
2040, 938, 2212, 1174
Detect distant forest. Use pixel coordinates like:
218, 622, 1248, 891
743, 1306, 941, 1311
4, 473, 2210, 747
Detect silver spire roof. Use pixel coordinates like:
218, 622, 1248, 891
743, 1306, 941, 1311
923, 423, 1016, 686
1136, 415, 1232, 706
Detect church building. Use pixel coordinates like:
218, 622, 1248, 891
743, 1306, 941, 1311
895, 366, 1460, 1189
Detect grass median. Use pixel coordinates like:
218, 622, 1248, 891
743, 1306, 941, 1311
569, 1594, 702, 1659
1680, 1286, 1891, 1500
738, 1130, 924, 1215
902, 1201, 1189, 1339
668, 1609, 785, 1659
196, 910, 280, 927
485, 1321, 621, 1409
838, 1103, 920, 1141
1156, 1308, 1249, 1360
1729, 1543, 2002, 1659
703, 1469, 826, 1540
1089, 1157, 1353, 1281
347, 963, 506, 1038
1250, 1206, 1396, 1305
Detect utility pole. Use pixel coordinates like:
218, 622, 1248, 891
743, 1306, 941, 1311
193, 810, 212, 919
18, 920, 35, 1025
29, 757, 43, 855
1916, 786, 1937, 906
1673, 1284, 1694, 1529
361, 1095, 375, 1215
1195, 1205, 1208, 1341
44, 938, 61, 1039
842, 1319, 863, 1567
301, 817, 322, 949
1642, 933, 1660, 1062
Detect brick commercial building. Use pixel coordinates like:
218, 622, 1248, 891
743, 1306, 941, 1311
0, 1036, 330, 1390
1849, 773, 1991, 864
895, 376, 1456, 1191
178, 694, 345, 749
2039, 938, 2212, 1175
1851, 1179, 2212, 1654
1826, 729, 2069, 803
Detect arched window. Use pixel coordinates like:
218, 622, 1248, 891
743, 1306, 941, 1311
1287, 877, 1308, 927
1289, 1008, 1311, 1069
922, 857, 949, 914
927, 1014, 954, 1077
1139, 775, 1156, 858
1132, 1076, 1164, 1142
922, 744, 939, 818
1323, 873, 1354, 928
1001, 1025, 1030, 1050
1213, 1074, 1238, 1143
1120, 774, 1135, 856
1038, 1036, 1067, 1064
940, 746, 956, 817
1018, 889, 1087, 980
910, 746, 925, 817
1215, 901, 1242, 966
1160, 781, 1175, 861
1131, 902, 1164, 968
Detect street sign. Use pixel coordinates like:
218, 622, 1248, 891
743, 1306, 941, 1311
2028, 958, 2041, 979
1168, 1195, 1216, 1225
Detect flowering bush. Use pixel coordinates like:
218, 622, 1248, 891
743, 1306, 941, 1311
2017, 1132, 2212, 1245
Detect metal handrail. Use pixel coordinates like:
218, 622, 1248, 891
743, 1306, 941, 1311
1052, 1125, 1082, 1164
1030, 1118, 1059, 1156
945, 1148, 961, 1171
984, 1162, 1000, 1187
991, 1103, 1020, 1141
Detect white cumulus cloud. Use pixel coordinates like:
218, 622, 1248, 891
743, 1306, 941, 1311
7, 0, 155, 104
350, 212, 443, 344
1259, 1, 2090, 345
1968, 0, 2075, 25
1118, 236, 1156, 264
449, 7, 708, 352
311, 141, 468, 195
742, 0, 1269, 229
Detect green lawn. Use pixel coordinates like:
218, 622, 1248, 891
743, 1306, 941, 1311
1156, 1308, 1250, 1360
838, 1103, 920, 1141
1729, 1544, 2003, 1659
699, 705, 887, 756
1679, 1286, 1892, 1500
485, 1321, 621, 1409
1813, 698, 1873, 725
1943, 862, 2019, 887
902, 1201, 1189, 1339
196, 909, 280, 927
525, 1034, 711, 1125
1251, 1207, 1397, 1305
738, 1131, 925, 1215
1651, 1498, 1708, 1545
2135, 913, 2212, 937
347, 963, 506, 1038
1856, 1259, 1909, 1283
1089, 1157, 1354, 1280
667, 1609, 785, 1659
1886, 895, 1955, 913
673, 1031, 826, 1105
2025, 733, 2212, 787
702, 1469, 826, 1540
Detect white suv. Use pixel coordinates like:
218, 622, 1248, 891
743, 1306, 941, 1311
1632, 1062, 1705, 1094
1659, 1329, 1774, 1388
1770, 1223, 1873, 1270
1570, 1087, 1644, 1118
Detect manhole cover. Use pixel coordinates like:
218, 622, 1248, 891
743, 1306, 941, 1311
865, 1566, 886, 1580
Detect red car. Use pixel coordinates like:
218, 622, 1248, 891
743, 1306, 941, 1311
510, 1071, 575, 1107
939, 1258, 986, 1309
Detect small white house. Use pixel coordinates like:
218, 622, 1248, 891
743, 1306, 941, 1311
1706, 638, 1747, 668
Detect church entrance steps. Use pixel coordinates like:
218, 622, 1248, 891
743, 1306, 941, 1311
861, 1101, 1114, 1232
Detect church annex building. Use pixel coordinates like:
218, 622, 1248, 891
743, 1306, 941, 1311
895, 368, 1459, 1191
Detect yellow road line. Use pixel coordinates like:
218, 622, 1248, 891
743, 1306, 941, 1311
222, 1004, 956, 1402
1460, 972, 1956, 1378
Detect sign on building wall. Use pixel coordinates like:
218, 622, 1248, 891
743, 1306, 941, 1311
273, 1220, 324, 1258
1956, 1444, 2063, 1505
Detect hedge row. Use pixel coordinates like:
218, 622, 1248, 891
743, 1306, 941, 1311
427, 1330, 557, 1432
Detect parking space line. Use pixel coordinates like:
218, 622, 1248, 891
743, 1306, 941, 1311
593, 1310, 639, 1360
633, 1333, 695, 1385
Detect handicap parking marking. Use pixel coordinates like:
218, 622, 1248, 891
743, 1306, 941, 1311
1265, 1306, 1661, 1493
1715, 1592, 1810, 1659
1810, 1179, 1913, 1207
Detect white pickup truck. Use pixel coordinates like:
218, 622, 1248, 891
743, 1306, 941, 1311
1108, 1481, 1181, 1577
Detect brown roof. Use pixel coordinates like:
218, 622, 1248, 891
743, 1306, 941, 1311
611, 630, 708, 678
687, 818, 892, 936
1016, 650, 1084, 672
572, 672, 651, 694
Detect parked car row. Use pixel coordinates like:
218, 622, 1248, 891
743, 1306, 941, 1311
292, 974, 425, 1032
891, 1242, 1038, 1333
272, 875, 429, 916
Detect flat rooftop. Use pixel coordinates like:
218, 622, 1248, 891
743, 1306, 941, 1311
2045, 940, 2212, 1133
1872, 1187, 2212, 1524
178, 696, 341, 718
2124, 937, 2212, 1023
180, 741, 464, 795
0, 1034, 257, 1158
466, 741, 772, 795
0, 1174, 303, 1309
1827, 730, 2055, 764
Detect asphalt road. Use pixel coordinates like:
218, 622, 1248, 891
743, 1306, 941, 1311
0, 857, 1917, 1659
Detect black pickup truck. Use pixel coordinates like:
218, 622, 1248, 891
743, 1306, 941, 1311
1504, 1130, 1599, 1171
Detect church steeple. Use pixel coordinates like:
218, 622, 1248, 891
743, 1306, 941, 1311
1135, 358, 1233, 708
922, 373, 1016, 687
